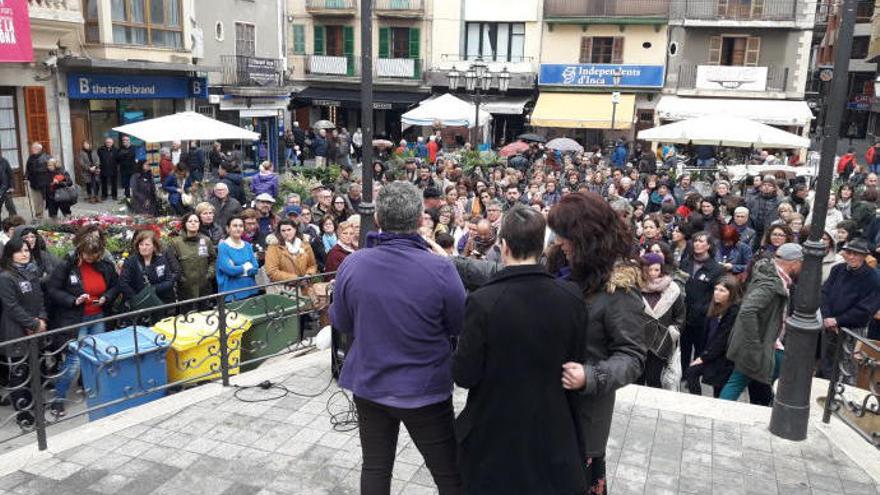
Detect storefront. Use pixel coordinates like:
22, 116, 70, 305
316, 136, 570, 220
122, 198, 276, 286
213, 95, 289, 168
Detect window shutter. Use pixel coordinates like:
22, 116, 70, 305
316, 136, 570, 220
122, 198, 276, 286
716, 0, 729, 16
408, 27, 420, 59
293, 25, 305, 54
708, 36, 722, 65
579, 37, 593, 63
378, 27, 390, 58
343, 26, 355, 75
751, 0, 765, 17
745, 36, 761, 66
313, 25, 325, 55
24, 87, 51, 155
612, 37, 624, 64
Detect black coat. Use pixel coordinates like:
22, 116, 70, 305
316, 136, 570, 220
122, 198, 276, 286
698, 305, 739, 387
453, 265, 587, 495
0, 267, 46, 357
97, 145, 118, 177
820, 263, 880, 329
115, 145, 137, 176
47, 255, 121, 331
679, 254, 725, 330
119, 253, 179, 304
130, 172, 158, 215
25, 152, 50, 190
0, 157, 13, 195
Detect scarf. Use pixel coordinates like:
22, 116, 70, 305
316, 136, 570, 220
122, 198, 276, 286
642, 274, 672, 294
286, 238, 303, 256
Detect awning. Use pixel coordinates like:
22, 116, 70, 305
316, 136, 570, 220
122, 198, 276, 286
463, 96, 531, 115
656, 96, 813, 127
531, 92, 635, 129
292, 87, 426, 110
402, 93, 491, 128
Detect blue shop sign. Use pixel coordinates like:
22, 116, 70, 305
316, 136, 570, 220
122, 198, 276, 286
67, 73, 208, 100
539, 64, 665, 88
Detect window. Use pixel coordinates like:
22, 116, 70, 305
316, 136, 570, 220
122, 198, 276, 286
235, 22, 256, 57
292, 24, 305, 54
0, 90, 20, 171
84, 0, 100, 43
464, 22, 525, 62
579, 37, 623, 64
852, 36, 870, 60
717, 0, 765, 18
314, 25, 353, 57
708, 35, 760, 66
378, 27, 420, 59
111, 0, 182, 48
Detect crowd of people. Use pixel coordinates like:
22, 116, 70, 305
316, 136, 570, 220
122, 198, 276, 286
0, 128, 879, 493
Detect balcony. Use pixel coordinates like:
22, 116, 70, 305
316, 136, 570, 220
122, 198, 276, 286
305, 54, 359, 78
376, 57, 422, 80
675, 64, 792, 96
305, 0, 357, 16
426, 55, 537, 90
221, 55, 284, 87
28, 0, 83, 24
375, 0, 425, 18
670, 0, 800, 24
544, 0, 670, 22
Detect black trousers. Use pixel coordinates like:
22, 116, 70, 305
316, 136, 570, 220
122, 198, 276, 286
101, 175, 118, 199
684, 363, 723, 398
680, 322, 705, 378
354, 396, 461, 495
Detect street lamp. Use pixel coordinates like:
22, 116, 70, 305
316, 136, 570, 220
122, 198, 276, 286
449, 58, 508, 147
610, 68, 623, 130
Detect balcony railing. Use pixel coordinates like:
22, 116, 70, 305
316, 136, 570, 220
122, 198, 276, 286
676, 64, 791, 93
815, 0, 873, 24
28, 0, 83, 22
305, 54, 359, 77
671, 0, 799, 21
544, 0, 670, 18
375, 0, 425, 16
221, 55, 284, 87
305, 0, 357, 14
376, 57, 422, 79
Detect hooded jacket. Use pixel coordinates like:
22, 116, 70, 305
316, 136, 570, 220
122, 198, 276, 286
250, 172, 279, 199
0, 264, 46, 356
221, 172, 246, 205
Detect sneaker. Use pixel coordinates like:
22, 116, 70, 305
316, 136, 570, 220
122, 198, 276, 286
50, 401, 65, 418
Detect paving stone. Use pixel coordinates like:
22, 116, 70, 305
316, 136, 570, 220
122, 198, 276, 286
0, 472, 34, 491
90, 474, 131, 495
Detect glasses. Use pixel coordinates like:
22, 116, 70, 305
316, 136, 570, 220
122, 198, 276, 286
771, 232, 787, 238
334, 201, 345, 205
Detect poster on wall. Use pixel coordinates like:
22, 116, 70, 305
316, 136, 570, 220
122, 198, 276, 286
0, 0, 33, 63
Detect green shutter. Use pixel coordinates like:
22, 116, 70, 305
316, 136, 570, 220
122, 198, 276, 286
313, 25, 325, 55
378, 27, 390, 59
409, 28, 421, 79
293, 24, 305, 54
343, 25, 355, 75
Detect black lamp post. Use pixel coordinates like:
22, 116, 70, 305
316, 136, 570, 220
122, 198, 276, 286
448, 59, 510, 147
357, 0, 375, 246
769, 0, 857, 441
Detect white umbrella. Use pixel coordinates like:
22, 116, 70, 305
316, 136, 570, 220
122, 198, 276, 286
637, 115, 810, 149
546, 137, 584, 152
401, 93, 491, 128
113, 111, 260, 142
313, 120, 336, 130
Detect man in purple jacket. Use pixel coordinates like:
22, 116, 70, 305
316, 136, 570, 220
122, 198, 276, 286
330, 181, 466, 494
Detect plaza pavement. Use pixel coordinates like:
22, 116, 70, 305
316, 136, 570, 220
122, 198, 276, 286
0, 350, 875, 495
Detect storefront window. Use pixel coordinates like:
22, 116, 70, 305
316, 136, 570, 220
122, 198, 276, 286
84, 0, 100, 43
0, 94, 20, 170
112, 0, 183, 48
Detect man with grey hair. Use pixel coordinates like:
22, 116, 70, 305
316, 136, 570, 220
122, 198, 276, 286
208, 182, 241, 232
331, 181, 465, 493
731, 206, 756, 248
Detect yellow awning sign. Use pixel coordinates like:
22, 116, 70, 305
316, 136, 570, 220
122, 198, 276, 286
531, 92, 636, 130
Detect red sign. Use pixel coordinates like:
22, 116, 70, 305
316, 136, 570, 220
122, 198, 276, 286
0, 0, 32, 63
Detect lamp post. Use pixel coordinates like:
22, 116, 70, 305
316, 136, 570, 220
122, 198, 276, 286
357, 0, 375, 246
448, 59, 510, 147
610, 68, 623, 131
768, 0, 857, 441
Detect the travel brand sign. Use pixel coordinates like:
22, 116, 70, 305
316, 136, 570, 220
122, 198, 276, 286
67, 74, 209, 100
539, 64, 665, 88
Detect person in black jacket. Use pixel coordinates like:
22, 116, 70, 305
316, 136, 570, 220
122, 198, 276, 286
119, 230, 179, 322
116, 135, 137, 199
24, 142, 50, 220
454, 206, 587, 495
47, 226, 121, 416
685, 275, 741, 397
638, 252, 685, 389
0, 152, 16, 217
0, 237, 47, 428
678, 231, 725, 374
130, 161, 158, 216
97, 137, 118, 200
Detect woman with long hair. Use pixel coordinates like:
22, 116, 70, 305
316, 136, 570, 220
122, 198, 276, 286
216, 216, 259, 301
119, 229, 179, 310
549, 192, 645, 495
638, 252, 685, 389
265, 219, 318, 288
330, 194, 351, 223
684, 275, 742, 397
166, 212, 216, 302
836, 183, 854, 219
755, 223, 794, 260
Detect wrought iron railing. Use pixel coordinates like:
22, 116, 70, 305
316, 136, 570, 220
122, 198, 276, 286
544, 0, 670, 17
221, 55, 284, 87
670, 0, 800, 21
375, 0, 425, 14
0, 273, 333, 451
822, 327, 879, 449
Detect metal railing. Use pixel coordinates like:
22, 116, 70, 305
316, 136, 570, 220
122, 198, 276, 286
305, 0, 357, 11
544, 0, 670, 17
822, 327, 879, 449
221, 55, 284, 87
28, 0, 74, 9
376, 57, 422, 79
0, 273, 333, 451
304, 54, 360, 77
815, 0, 874, 23
670, 0, 800, 21
375, 0, 425, 13
676, 64, 791, 93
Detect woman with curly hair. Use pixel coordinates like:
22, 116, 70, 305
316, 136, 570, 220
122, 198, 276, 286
549, 192, 646, 495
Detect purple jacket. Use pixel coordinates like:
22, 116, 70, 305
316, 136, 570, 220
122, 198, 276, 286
250, 172, 278, 198
330, 233, 466, 408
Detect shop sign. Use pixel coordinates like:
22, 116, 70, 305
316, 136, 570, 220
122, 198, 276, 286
0, 0, 32, 63
848, 94, 873, 111
67, 74, 209, 100
539, 64, 665, 88
242, 58, 279, 87
311, 99, 392, 110
695, 66, 768, 92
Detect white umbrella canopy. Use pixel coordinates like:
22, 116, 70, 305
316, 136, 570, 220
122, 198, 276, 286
112, 111, 260, 143
637, 115, 810, 149
401, 93, 491, 128
546, 137, 584, 152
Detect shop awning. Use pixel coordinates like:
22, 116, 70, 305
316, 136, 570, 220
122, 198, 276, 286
292, 87, 427, 110
402, 93, 491, 128
531, 92, 635, 129
656, 96, 813, 127
464, 96, 532, 115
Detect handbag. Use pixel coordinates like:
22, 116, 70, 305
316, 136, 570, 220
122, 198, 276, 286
130, 262, 163, 311
54, 184, 79, 204
644, 320, 676, 361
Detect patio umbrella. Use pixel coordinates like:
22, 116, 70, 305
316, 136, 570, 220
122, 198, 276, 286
517, 133, 546, 143
499, 141, 530, 157
546, 137, 584, 153
372, 139, 393, 149
637, 115, 810, 149
312, 120, 336, 130
112, 112, 260, 142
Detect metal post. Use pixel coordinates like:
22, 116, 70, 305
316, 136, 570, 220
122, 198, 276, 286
611, 102, 617, 131
769, 0, 857, 441
358, 0, 376, 247
28, 338, 47, 451
217, 295, 230, 387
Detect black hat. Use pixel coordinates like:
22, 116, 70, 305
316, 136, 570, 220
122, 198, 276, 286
423, 187, 442, 200
841, 238, 871, 255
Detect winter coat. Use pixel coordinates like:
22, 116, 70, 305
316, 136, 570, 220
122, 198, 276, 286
200, 223, 225, 245
208, 196, 242, 235
0, 157, 13, 195
115, 145, 137, 177
571, 264, 647, 457
679, 253, 725, 331
130, 172, 158, 216
820, 263, 880, 329
163, 174, 194, 210
324, 243, 353, 273
451, 256, 503, 292
312, 135, 328, 157
698, 305, 740, 387
250, 172, 279, 199
158, 157, 174, 181
77, 148, 100, 178
0, 266, 46, 356
453, 265, 587, 495
726, 258, 789, 384
747, 192, 781, 239
97, 145, 118, 177
851, 200, 878, 234
611, 144, 628, 168
221, 173, 246, 205
46, 254, 121, 330
166, 233, 216, 301
264, 239, 318, 283
119, 253, 180, 304
25, 152, 50, 190
641, 278, 686, 358
47, 170, 74, 205
716, 242, 753, 274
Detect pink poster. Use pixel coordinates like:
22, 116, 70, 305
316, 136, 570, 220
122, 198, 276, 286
0, 0, 32, 63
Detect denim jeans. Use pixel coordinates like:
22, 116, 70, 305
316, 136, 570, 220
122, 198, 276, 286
719, 349, 783, 405
54, 314, 105, 402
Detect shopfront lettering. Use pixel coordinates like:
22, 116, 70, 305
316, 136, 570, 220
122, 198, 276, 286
539, 64, 665, 89
68, 74, 209, 100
